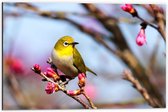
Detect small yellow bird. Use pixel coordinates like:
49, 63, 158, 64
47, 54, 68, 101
51, 36, 97, 80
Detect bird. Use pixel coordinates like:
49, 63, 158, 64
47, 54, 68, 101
51, 36, 97, 80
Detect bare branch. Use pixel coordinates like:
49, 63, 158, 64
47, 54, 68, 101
82, 3, 129, 50
136, 15, 158, 29
4, 73, 34, 109
123, 69, 162, 107
149, 4, 166, 41
12, 3, 122, 57
82, 92, 97, 109
95, 98, 146, 108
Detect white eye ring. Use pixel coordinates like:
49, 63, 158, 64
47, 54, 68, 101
63, 41, 69, 46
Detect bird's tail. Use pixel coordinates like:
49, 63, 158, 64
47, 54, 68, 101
86, 67, 97, 76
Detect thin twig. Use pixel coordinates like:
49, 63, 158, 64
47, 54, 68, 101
149, 4, 166, 42
82, 92, 97, 109
7, 3, 94, 18
136, 15, 158, 30
95, 98, 146, 108
5, 73, 34, 109
123, 69, 161, 108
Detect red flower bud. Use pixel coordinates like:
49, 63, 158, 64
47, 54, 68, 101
10, 58, 24, 74
33, 64, 41, 73
78, 73, 86, 80
121, 4, 137, 16
5, 57, 24, 74
136, 29, 147, 46
45, 82, 59, 94
78, 73, 86, 88
46, 67, 56, 77
45, 67, 60, 81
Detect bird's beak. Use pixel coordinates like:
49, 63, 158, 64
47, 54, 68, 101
71, 42, 79, 45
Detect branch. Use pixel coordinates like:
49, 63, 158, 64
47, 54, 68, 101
123, 69, 161, 107
82, 3, 129, 50
149, 4, 166, 41
4, 73, 34, 109
95, 98, 146, 108
136, 15, 158, 30
31, 68, 90, 109
147, 37, 161, 74
7, 3, 95, 18
12, 3, 122, 57
82, 92, 97, 109
140, 4, 166, 25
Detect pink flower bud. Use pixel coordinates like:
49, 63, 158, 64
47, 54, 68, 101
136, 29, 146, 46
46, 67, 56, 77
10, 58, 24, 74
121, 4, 133, 12
33, 64, 41, 73
45, 67, 60, 81
121, 4, 137, 16
78, 73, 86, 80
5, 57, 24, 74
45, 82, 56, 94
67, 89, 81, 96
78, 73, 86, 88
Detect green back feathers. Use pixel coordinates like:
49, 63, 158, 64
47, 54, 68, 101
73, 48, 97, 76
73, 48, 86, 73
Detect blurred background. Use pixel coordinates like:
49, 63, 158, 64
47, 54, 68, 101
2, 3, 166, 109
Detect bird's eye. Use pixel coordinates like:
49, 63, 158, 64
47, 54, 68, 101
63, 41, 69, 46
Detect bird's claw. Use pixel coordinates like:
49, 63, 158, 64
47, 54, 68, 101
59, 79, 70, 88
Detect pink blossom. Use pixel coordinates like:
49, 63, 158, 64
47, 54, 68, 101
121, 4, 136, 15
136, 29, 147, 46
45, 82, 56, 94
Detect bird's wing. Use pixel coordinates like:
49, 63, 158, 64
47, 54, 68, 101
73, 48, 86, 73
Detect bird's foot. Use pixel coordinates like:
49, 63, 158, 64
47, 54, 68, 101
59, 79, 70, 88
58, 75, 70, 87
61, 79, 70, 85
